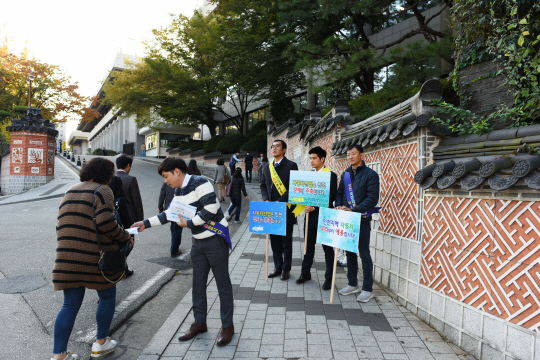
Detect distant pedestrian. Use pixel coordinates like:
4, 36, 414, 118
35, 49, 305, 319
52, 157, 131, 360
141, 143, 146, 157
230, 151, 241, 176
258, 157, 269, 183
225, 168, 248, 224
108, 176, 135, 277
131, 158, 235, 346
158, 182, 183, 257
244, 151, 253, 183
102, 147, 107, 156
188, 159, 202, 175
115, 155, 144, 224
214, 158, 230, 202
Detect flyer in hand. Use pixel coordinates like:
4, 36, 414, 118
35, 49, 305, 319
166, 198, 197, 222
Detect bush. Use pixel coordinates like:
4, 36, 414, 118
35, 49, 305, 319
215, 134, 247, 154
203, 135, 224, 153
248, 120, 268, 136
86, 148, 92, 155
242, 132, 267, 154
189, 143, 205, 151
107, 150, 117, 156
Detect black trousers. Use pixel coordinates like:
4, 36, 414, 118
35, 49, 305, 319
245, 167, 253, 182
301, 214, 335, 280
270, 208, 295, 272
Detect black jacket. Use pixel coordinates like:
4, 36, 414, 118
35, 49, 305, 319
306, 169, 338, 228
244, 154, 254, 168
116, 170, 144, 222
260, 156, 298, 202
336, 161, 380, 223
229, 176, 247, 197
158, 183, 175, 211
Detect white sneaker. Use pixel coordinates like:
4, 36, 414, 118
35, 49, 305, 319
357, 290, 373, 303
234, 220, 241, 224
91, 337, 117, 358
338, 285, 360, 295
51, 352, 78, 360
225, 212, 231, 221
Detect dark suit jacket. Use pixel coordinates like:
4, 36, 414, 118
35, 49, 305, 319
116, 170, 144, 222
260, 156, 298, 202
244, 154, 254, 169
158, 183, 175, 211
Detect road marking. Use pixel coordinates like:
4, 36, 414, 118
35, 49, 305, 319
75, 268, 173, 343
22, 209, 29, 211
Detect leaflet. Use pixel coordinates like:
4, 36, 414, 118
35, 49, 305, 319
127, 228, 139, 235
166, 198, 197, 222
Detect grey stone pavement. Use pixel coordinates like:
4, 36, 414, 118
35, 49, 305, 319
137, 173, 474, 360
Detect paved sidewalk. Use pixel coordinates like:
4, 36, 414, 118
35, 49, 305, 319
0, 155, 80, 205
138, 184, 473, 360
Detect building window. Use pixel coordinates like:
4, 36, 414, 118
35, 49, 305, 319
146, 134, 157, 149
292, 94, 308, 114
160, 133, 190, 146
193, 132, 201, 140
215, 126, 219, 136
247, 108, 269, 134
224, 118, 240, 135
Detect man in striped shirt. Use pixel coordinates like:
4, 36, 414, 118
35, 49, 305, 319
132, 158, 234, 346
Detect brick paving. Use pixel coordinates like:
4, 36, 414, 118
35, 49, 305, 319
139, 179, 474, 360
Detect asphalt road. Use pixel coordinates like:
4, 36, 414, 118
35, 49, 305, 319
0, 158, 250, 359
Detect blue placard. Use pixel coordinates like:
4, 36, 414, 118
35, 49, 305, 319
249, 201, 287, 235
316, 207, 361, 253
288, 170, 331, 208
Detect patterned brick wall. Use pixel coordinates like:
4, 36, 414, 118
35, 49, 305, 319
421, 196, 540, 332
308, 132, 336, 172
9, 131, 55, 178
364, 144, 418, 239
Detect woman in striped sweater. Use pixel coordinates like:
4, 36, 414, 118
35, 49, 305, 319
51, 157, 131, 360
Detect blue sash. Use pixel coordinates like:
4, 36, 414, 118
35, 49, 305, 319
344, 171, 381, 219
203, 220, 232, 250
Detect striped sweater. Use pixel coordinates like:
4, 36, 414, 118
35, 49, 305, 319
144, 175, 228, 239
53, 182, 131, 290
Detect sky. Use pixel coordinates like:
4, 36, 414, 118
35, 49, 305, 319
1, 0, 205, 137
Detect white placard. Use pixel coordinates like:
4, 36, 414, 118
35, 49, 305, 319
13, 140, 22, 144
30, 140, 42, 145
31, 167, 39, 174
166, 198, 197, 222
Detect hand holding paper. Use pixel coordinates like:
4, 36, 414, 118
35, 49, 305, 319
166, 198, 197, 222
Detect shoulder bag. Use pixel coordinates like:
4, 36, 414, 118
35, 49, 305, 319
92, 186, 127, 283
226, 178, 233, 197
222, 166, 230, 185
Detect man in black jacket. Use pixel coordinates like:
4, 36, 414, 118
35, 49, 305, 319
116, 155, 144, 223
335, 144, 380, 303
244, 151, 254, 183
295, 146, 338, 290
158, 183, 183, 256
260, 140, 299, 280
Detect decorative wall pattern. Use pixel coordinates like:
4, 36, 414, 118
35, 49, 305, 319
422, 196, 540, 332
365, 144, 418, 239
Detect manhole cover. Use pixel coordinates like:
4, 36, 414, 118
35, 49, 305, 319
0, 274, 48, 294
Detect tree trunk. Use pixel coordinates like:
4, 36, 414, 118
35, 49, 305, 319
354, 68, 376, 95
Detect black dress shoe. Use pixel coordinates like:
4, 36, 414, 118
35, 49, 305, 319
125, 269, 134, 277
322, 279, 332, 290
280, 271, 290, 281
295, 274, 311, 284
268, 269, 282, 278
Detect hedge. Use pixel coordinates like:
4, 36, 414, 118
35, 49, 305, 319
215, 134, 247, 154
203, 135, 225, 153
242, 132, 267, 154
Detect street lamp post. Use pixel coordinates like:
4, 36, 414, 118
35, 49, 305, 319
27, 71, 36, 108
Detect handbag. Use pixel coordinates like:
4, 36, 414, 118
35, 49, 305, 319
222, 167, 230, 185
226, 179, 233, 197
92, 186, 127, 283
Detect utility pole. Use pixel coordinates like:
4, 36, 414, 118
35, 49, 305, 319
27, 71, 36, 108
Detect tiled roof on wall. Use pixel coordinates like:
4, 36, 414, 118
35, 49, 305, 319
6, 108, 59, 136
415, 124, 540, 191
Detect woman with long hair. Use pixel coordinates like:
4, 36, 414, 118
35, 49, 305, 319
225, 167, 248, 223
213, 158, 230, 202
187, 159, 201, 175
51, 158, 131, 360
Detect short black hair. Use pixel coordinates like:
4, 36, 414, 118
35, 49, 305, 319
158, 157, 188, 175
272, 139, 287, 149
262, 157, 268, 162
108, 176, 126, 199
347, 144, 364, 153
116, 155, 133, 170
79, 157, 115, 184
309, 146, 327, 160
233, 168, 243, 178
217, 158, 224, 165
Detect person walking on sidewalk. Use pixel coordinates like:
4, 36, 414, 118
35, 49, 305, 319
115, 155, 144, 224
295, 146, 338, 290
158, 182, 183, 257
244, 150, 253, 183
214, 158, 230, 202
225, 167, 248, 224
230, 151, 241, 176
260, 139, 299, 281
51, 158, 131, 360
335, 144, 380, 303
141, 143, 146, 157
188, 159, 201, 175
131, 158, 235, 346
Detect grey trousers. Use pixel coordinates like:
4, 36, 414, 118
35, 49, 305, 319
191, 234, 234, 328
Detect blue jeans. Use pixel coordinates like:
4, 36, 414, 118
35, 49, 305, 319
170, 221, 183, 254
227, 196, 242, 221
53, 286, 116, 354
345, 221, 373, 291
